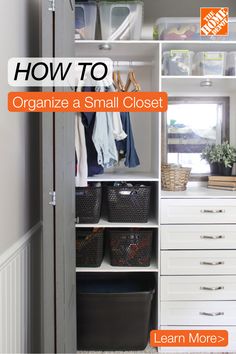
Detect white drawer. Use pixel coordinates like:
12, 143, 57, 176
161, 301, 236, 326
161, 275, 236, 301
161, 225, 236, 250
161, 250, 236, 275
159, 327, 236, 352
161, 198, 236, 224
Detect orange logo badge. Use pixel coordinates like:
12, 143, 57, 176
200, 7, 229, 37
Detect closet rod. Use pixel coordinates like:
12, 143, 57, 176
113, 61, 153, 67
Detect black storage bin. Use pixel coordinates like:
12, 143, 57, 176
76, 185, 102, 223
77, 273, 155, 351
106, 184, 151, 223
76, 228, 104, 267
108, 228, 153, 267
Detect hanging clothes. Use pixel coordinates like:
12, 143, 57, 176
116, 112, 140, 168
81, 88, 104, 176
82, 111, 104, 177
92, 87, 118, 168
75, 113, 88, 187
109, 84, 127, 141
78, 84, 139, 176
113, 111, 127, 141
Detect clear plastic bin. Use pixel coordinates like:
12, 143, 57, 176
195, 52, 227, 76
99, 1, 143, 40
226, 52, 236, 76
163, 50, 194, 76
154, 17, 236, 41
75, 1, 97, 40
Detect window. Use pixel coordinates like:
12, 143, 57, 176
162, 97, 229, 178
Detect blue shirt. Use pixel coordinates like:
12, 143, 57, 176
116, 112, 140, 168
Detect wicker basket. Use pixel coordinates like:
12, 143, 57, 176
76, 228, 104, 267
106, 184, 151, 223
108, 229, 153, 267
76, 186, 102, 223
161, 164, 191, 191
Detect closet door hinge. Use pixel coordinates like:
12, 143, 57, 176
48, 0, 55, 12
49, 191, 56, 206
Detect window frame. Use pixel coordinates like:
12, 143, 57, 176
161, 96, 230, 181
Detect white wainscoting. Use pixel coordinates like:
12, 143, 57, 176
0, 222, 41, 354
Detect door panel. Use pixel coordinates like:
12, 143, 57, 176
41, 1, 55, 353
54, 1, 76, 353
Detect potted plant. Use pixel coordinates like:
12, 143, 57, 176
202, 142, 236, 176
220, 141, 236, 176
201, 144, 222, 175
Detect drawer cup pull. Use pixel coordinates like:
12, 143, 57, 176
200, 235, 225, 239
200, 312, 224, 317
200, 209, 225, 213
200, 286, 224, 291
200, 261, 224, 266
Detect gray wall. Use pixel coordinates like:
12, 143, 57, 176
0, 1, 42, 352
0, 0, 41, 253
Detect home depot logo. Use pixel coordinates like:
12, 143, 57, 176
200, 7, 229, 36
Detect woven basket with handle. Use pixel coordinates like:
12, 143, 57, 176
161, 163, 191, 191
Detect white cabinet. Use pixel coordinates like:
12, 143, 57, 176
161, 198, 236, 224
161, 275, 236, 300
161, 224, 236, 250
161, 250, 236, 275
161, 301, 236, 326
160, 194, 236, 351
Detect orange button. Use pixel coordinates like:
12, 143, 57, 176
150, 330, 228, 347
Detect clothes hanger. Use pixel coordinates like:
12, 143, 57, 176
116, 62, 126, 92
113, 62, 125, 92
112, 61, 120, 90
130, 70, 141, 92
125, 62, 141, 92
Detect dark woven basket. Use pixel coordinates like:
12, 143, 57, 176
108, 229, 153, 267
76, 186, 102, 224
106, 185, 151, 223
76, 228, 104, 267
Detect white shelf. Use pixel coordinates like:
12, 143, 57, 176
162, 75, 236, 79
75, 39, 236, 45
87, 172, 159, 182
162, 76, 236, 93
75, 39, 157, 44
76, 218, 159, 228
161, 184, 236, 199
161, 40, 236, 52
76, 256, 158, 273
75, 40, 159, 61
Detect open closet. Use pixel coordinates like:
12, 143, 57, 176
41, 0, 236, 353
75, 40, 160, 351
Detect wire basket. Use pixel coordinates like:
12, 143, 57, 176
106, 184, 151, 223
161, 164, 191, 191
76, 228, 104, 267
76, 186, 102, 223
108, 228, 153, 267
